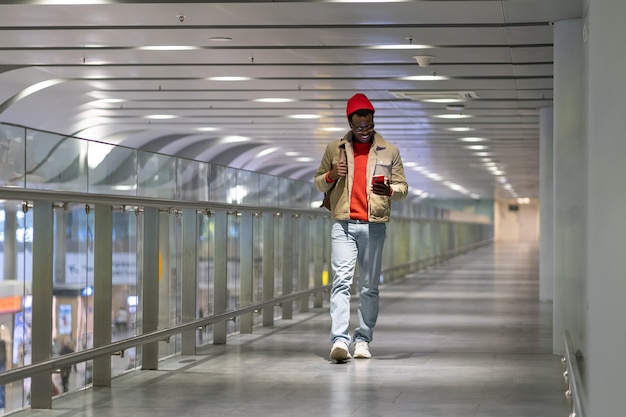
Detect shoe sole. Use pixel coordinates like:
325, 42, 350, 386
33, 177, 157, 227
330, 347, 351, 362
353, 352, 372, 359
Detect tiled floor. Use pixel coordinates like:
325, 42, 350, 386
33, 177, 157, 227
13, 242, 570, 417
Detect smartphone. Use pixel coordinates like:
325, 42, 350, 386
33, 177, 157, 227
372, 175, 385, 184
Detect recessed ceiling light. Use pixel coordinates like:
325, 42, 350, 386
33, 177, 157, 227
223, 136, 250, 143
255, 98, 295, 103
424, 98, 465, 103
197, 127, 220, 132
460, 137, 486, 142
448, 127, 473, 132
402, 75, 449, 81
288, 114, 322, 119
145, 114, 178, 119
296, 157, 313, 162
94, 98, 125, 104
426, 173, 443, 181
209, 76, 251, 81
466, 145, 487, 150
258, 147, 278, 157
321, 127, 345, 132
139, 46, 198, 51
433, 114, 472, 119
371, 44, 433, 50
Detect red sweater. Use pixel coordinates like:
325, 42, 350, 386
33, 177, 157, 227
350, 142, 370, 221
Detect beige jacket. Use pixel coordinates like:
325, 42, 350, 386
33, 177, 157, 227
314, 131, 408, 222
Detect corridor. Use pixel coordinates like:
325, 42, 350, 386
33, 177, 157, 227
14, 242, 568, 417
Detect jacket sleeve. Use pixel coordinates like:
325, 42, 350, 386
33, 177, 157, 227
314, 141, 338, 193
389, 146, 408, 201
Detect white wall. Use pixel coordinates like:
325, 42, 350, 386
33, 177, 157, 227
494, 199, 539, 242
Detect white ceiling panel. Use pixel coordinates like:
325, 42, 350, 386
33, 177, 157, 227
0, 0, 584, 200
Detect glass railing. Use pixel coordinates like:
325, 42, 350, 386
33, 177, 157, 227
0, 122, 492, 413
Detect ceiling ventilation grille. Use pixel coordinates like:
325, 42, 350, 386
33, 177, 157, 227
391, 91, 479, 101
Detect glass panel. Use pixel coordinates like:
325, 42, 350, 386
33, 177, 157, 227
178, 158, 208, 201
209, 165, 237, 204
137, 151, 176, 199
237, 170, 258, 206
88, 143, 138, 196
277, 177, 292, 208
111, 207, 139, 375
258, 173, 278, 207
27, 129, 88, 192
0, 125, 27, 188
157, 211, 182, 359
0, 200, 32, 411
52, 203, 94, 394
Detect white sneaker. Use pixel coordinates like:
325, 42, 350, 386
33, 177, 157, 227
330, 341, 352, 362
353, 341, 372, 359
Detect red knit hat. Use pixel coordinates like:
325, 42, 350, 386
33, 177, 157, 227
346, 93, 375, 118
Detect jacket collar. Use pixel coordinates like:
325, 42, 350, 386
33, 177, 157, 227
340, 131, 386, 150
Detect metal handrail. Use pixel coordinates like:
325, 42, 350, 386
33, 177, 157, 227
0, 187, 326, 216
0, 285, 330, 386
563, 330, 588, 417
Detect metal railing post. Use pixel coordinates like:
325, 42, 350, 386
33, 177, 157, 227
281, 215, 293, 319
30, 201, 53, 409
93, 204, 113, 386
213, 210, 228, 344
141, 207, 159, 370
262, 212, 275, 326
240, 211, 254, 333
181, 208, 198, 355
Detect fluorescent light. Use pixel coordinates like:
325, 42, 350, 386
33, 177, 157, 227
448, 127, 473, 132
223, 136, 250, 143
139, 46, 198, 51
288, 114, 322, 119
423, 98, 465, 103
258, 147, 278, 157
255, 98, 295, 103
371, 44, 433, 50
145, 114, 178, 119
433, 114, 472, 119
426, 173, 442, 181
209, 76, 251, 81
460, 137, 486, 142
95, 98, 125, 103
402, 75, 449, 81
197, 127, 220, 132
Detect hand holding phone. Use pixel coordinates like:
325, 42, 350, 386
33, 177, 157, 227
371, 175, 391, 196
372, 175, 385, 185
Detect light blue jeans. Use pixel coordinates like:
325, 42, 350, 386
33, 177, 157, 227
330, 219, 386, 347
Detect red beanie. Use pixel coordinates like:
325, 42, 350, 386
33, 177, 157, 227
346, 93, 375, 118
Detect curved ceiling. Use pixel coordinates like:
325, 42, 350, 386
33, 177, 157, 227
0, 0, 583, 200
